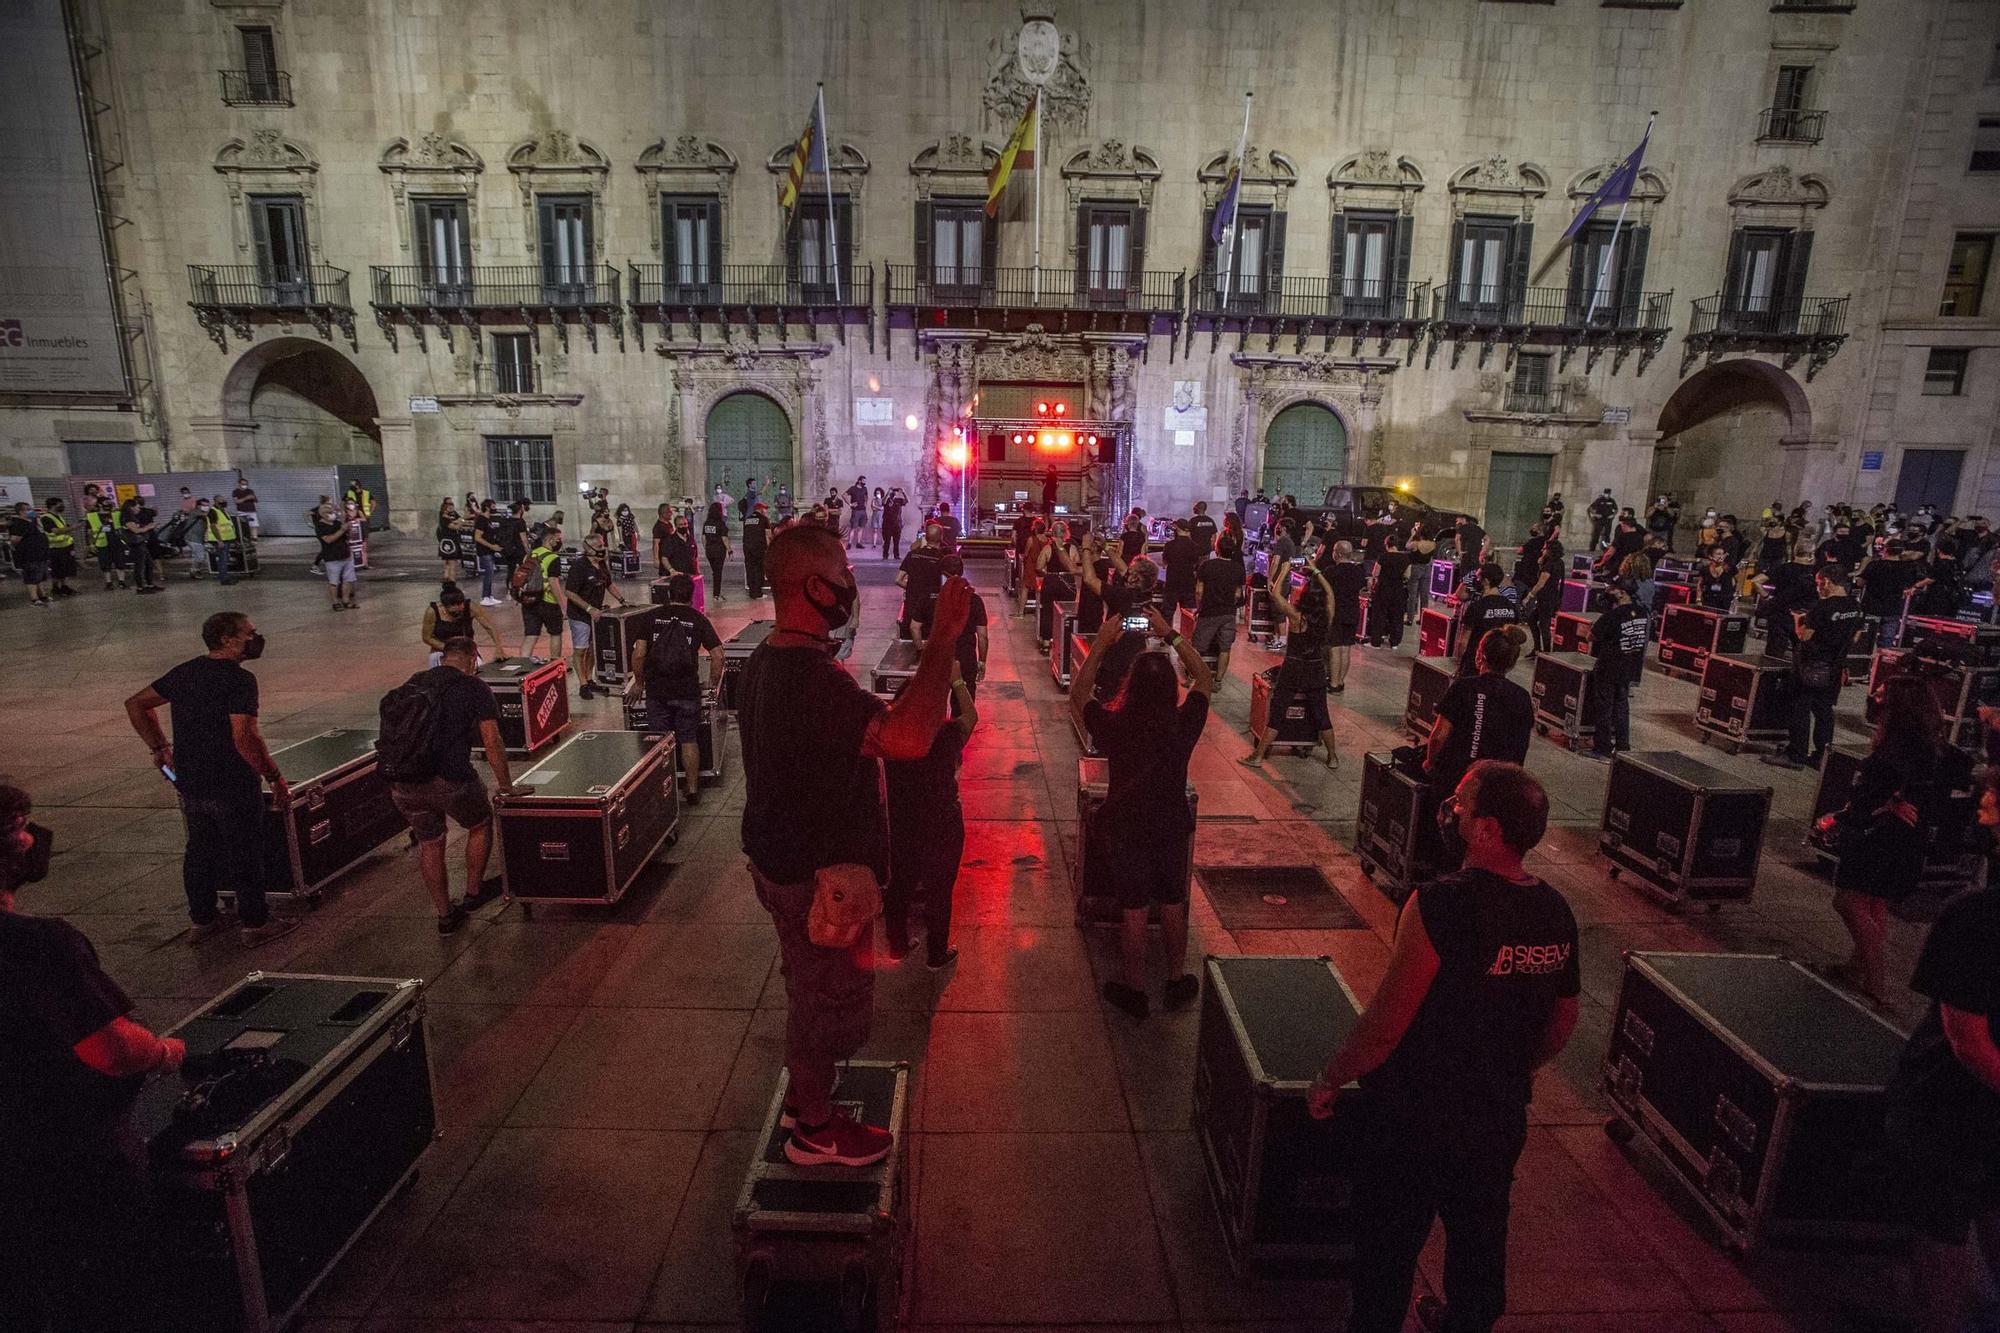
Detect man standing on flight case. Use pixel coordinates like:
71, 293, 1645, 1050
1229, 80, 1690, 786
738, 523, 971, 1168
1310, 761, 1580, 1333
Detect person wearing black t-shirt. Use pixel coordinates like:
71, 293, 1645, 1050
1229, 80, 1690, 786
652, 502, 694, 579
1884, 808, 2000, 1333
1454, 563, 1520, 677
739, 523, 970, 1169
1323, 542, 1368, 691
701, 502, 732, 600
629, 572, 724, 805
884, 665, 978, 969
2, 783, 184, 1333
1242, 561, 1340, 769
741, 501, 773, 597
313, 503, 356, 610
1310, 761, 1580, 1333
917, 554, 989, 691
881, 488, 906, 561
563, 538, 627, 700
1161, 520, 1200, 614
123, 611, 294, 945
1193, 535, 1247, 685
1765, 565, 1865, 769
1696, 547, 1736, 611
1425, 627, 1533, 797
1075, 604, 1214, 1019
897, 529, 945, 638
1522, 538, 1566, 656
1369, 532, 1413, 648
1587, 580, 1651, 760
1119, 511, 1148, 563
1187, 500, 1219, 557
1755, 541, 1819, 658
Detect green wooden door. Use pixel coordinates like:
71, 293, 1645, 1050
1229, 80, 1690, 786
1261, 403, 1348, 503
704, 392, 793, 497
1482, 452, 1552, 546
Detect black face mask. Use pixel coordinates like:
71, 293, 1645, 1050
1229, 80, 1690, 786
807, 575, 858, 633
3, 822, 53, 889
241, 633, 267, 661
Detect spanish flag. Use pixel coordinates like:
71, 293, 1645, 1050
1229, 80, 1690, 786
777, 96, 829, 214
985, 93, 1038, 217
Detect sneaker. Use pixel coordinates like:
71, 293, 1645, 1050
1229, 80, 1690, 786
579, 682, 597, 700
463, 876, 505, 910
331, 602, 345, 611
884, 933, 913, 963
480, 596, 503, 606
784, 1109, 893, 1168
926, 945, 959, 971
1163, 973, 1200, 1008
185, 917, 233, 944
683, 787, 701, 808
1583, 749, 1613, 763
436, 903, 470, 935
1760, 753, 1804, 770
239, 917, 301, 947
31, 597, 47, 608
1102, 980, 1150, 1020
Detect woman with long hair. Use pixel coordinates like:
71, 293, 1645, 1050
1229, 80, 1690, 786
1825, 675, 1970, 1003
870, 486, 886, 549
1071, 606, 1214, 1019
420, 580, 508, 666
436, 498, 463, 581
701, 500, 733, 601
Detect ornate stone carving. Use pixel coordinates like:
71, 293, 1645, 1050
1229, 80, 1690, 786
1060, 142, 1164, 213
215, 132, 322, 261
1366, 424, 1387, 484
1478, 371, 1504, 395
1198, 146, 1299, 211
1328, 149, 1426, 215
216, 129, 317, 173
984, 14, 1091, 132
506, 132, 611, 250
1446, 157, 1549, 220
978, 324, 1090, 383
1728, 166, 1831, 209
1467, 155, 1518, 188
379, 136, 485, 254
909, 135, 1000, 201
635, 137, 737, 256
1350, 149, 1397, 184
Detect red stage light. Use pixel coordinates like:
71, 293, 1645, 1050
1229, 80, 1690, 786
1054, 401, 1068, 416
1058, 432, 1072, 448
1012, 433, 1023, 445
941, 441, 968, 470
1086, 433, 1099, 447
1035, 401, 1049, 415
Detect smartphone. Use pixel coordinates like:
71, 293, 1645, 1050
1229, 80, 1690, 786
159, 764, 177, 784
1121, 614, 1150, 632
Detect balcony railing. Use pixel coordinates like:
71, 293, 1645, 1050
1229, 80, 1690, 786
884, 264, 1183, 315
219, 69, 293, 106
630, 262, 873, 310
372, 264, 622, 310
187, 263, 354, 349
1759, 107, 1827, 144
1683, 293, 1850, 380
1434, 284, 1673, 331
1503, 385, 1570, 415
1189, 272, 1430, 322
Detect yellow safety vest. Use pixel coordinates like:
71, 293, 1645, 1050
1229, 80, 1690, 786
86, 510, 123, 549
210, 511, 238, 543
530, 546, 560, 603
41, 513, 72, 550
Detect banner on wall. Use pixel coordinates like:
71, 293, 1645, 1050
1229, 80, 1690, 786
0, 0, 130, 398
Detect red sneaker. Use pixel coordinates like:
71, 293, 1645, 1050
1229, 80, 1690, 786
784, 1109, 893, 1168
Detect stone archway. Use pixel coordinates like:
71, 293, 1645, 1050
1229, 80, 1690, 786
218, 336, 383, 468
703, 391, 795, 500
1259, 400, 1351, 501
1651, 360, 1811, 512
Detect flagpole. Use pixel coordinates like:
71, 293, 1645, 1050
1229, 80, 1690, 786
1584, 110, 1654, 328
1219, 91, 1252, 313
816, 83, 842, 305
1032, 91, 1043, 302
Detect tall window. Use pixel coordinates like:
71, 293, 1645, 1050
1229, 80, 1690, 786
486, 436, 556, 504
1973, 117, 2000, 173
536, 196, 593, 301
491, 333, 534, 395
1508, 354, 1554, 412
1568, 221, 1648, 325
1766, 65, 1819, 140
1452, 217, 1526, 320
930, 202, 985, 290
662, 194, 721, 300
1340, 213, 1394, 312
248, 195, 309, 305
1942, 233, 1994, 316
1083, 205, 1136, 302
1923, 348, 1971, 397
789, 196, 853, 301
238, 26, 279, 101
412, 198, 470, 303
1212, 207, 1273, 306
1723, 227, 1814, 330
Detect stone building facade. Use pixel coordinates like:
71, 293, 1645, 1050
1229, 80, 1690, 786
3, 0, 1993, 537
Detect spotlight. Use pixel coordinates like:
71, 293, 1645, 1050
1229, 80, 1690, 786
1054, 401, 1068, 417
1035, 401, 1050, 416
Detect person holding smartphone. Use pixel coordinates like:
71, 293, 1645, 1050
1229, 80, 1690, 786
1241, 556, 1340, 770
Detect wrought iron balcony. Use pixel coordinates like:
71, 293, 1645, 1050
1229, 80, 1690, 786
1502, 385, 1570, 415
187, 263, 355, 350
1683, 293, 1850, 379
628, 262, 875, 349
369, 264, 624, 352
1184, 272, 1432, 359
1426, 284, 1674, 374
882, 264, 1183, 351
1759, 107, 1827, 144
1771, 1, 1854, 12
219, 69, 293, 106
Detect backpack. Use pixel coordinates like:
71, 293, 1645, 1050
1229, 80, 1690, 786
648, 614, 698, 687
376, 671, 450, 784
511, 551, 549, 604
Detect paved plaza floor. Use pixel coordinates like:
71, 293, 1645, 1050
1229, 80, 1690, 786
2, 540, 1934, 1331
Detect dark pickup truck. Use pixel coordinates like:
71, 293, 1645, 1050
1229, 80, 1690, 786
1286, 485, 1476, 545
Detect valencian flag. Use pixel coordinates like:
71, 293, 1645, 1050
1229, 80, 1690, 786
777, 95, 830, 214
1561, 118, 1653, 242
986, 92, 1038, 217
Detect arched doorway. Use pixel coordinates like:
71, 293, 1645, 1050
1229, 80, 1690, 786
1260, 402, 1348, 502
704, 391, 794, 500
221, 337, 383, 468
1652, 361, 1808, 513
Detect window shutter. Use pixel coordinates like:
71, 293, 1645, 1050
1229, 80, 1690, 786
1446, 217, 1467, 317
1566, 227, 1592, 310
1074, 206, 1090, 295
1781, 229, 1814, 316
705, 198, 723, 287
1721, 230, 1749, 315
1504, 221, 1533, 320
1328, 210, 1347, 311
659, 198, 677, 276
837, 197, 855, 293
250, 201, 275, 279
1618, 226, 1651, 324
1391, 214, 1414, 317
913, 199, 931, 291
1265, 210, 1288, 301
537, 199, 558, 281
785, 209, 802, 285
1128, 207, 1148, 296
980, 208, 998, 291
1200, 206, 1218, 292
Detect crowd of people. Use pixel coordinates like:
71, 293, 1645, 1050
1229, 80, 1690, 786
3, 467, 1999, 1333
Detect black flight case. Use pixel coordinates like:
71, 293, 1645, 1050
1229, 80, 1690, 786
622, 688, 729, 782
1193, 954, 1364, 1274
591, 603, 659, 686
1807, 742, 1980, 891
1417, 604, 1458, 658
253, 728, 407, 907
476, 656, 571, 755
1037, 570, 1076, 647
1599, 751, 1773, 909
1867, 646, 2000, 749
1900, 614, 2000, 667
1561, 577, 1613, 615
1602, 951, 1910, 1251
1695, 652, 1796, 753
870, 637, 920, 700
495, 729, 679, 912
1403, 654, 1456, 740
1250, 664, 1322, 754
1657, 603, 1750, 679
1354, 751, 1444, 904
134, 972, 436, 1333
1551, 610, 1596, 654
1050, 597, 1082, 689
721, 618, 775, 711
1075, 755, 1196, 925
735, 1060, 909, 1331
1530, 651, 1597, 749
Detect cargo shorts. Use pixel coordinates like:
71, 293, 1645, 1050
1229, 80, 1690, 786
1191, 611, 1237, 656
751, 864, 874, 1069
390, 775, 493, 843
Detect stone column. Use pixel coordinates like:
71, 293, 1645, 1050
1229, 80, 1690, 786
1353, 375, 1384, 485
803, 365, 831, 499
668, 359, 694, 499
376, 416, 418, 534
1779, 435, 1840, 506
1623, 428, 1666, 507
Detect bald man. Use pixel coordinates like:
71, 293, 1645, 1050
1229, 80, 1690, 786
739, 522, 971, 1167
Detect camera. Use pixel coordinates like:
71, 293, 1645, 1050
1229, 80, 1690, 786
1121, 613, 1150, 632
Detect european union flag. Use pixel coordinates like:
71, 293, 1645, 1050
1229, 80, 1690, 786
1210, 159, 1242, 246
1561, 121, 1651, 243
